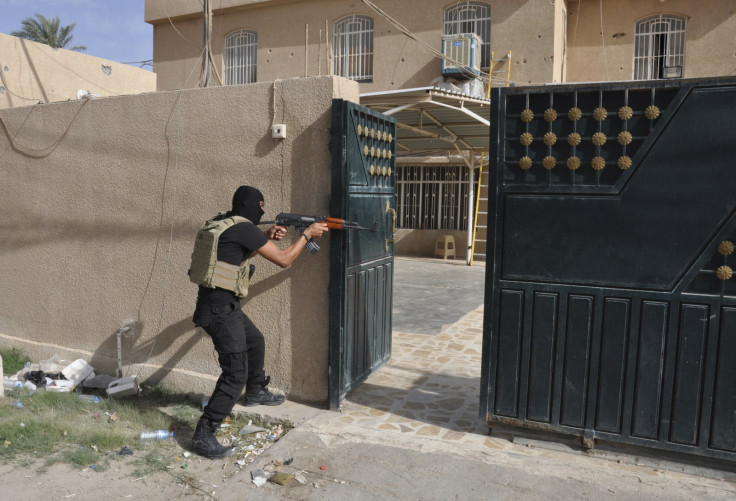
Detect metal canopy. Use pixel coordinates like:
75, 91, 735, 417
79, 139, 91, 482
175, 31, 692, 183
360, 87, 490, 166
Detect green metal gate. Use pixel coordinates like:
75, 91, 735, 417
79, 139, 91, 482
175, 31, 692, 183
482, 77, 736, 463
329, 99, 397, 409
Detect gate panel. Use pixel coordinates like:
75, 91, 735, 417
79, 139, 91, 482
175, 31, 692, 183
329, 100, 396, 409
482, 78, 736, 462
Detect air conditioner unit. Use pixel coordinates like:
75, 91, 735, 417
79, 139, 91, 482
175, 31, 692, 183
441, 33, 481, 78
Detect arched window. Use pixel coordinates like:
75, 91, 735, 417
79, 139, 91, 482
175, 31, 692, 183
333, 15, 373, 82
633, 14, 687, 80
444, 2, 491, 70
225, 30, 257, 85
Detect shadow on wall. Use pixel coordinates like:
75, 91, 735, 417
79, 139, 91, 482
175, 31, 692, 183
87, 269, 291, 387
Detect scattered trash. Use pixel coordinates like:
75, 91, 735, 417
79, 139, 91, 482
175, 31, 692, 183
284, 458, 293, 465
320, 465, 327, 471
251, 469, 267, 487
118, 447, 134, 456
62, 359, 95, 386
23, 371, 46, 388
106, 375, 140, 398
19, 422, 25, 428
294, 472, 307, 484
89, 464, 97, 470
46, 380, 74, 393
12, 400, 23, 410
80, 374, 116, 390
139, 430, 174, 441
181, 464, 187, 469
3, 440, 10, 448
238, 424, 268, 435
269, 472, 294, 486
108, 412, 121, 422
183, 451, 191, 458
201, 399, 208, 410
78, 394, 101, 403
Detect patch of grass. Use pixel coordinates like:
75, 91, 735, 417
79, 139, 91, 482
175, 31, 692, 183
1, 347, 31, 375
0, 386, 200, 474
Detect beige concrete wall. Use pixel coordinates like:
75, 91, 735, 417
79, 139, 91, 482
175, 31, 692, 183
0, 75, 359, 404
394, 229, 469, 261
566, 0, 736, 82
146, 0, 559, 91
0, 33, 156, 109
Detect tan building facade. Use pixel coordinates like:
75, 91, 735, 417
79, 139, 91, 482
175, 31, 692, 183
0, 33, 156, 109
145, 0, 736, 262
0, 76, 358, 403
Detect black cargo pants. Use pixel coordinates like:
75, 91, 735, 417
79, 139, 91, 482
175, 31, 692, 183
193, 301, 266, 422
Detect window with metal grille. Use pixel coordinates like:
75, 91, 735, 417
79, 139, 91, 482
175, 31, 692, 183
396, 165, 470, 231
225, 30, 257, 85
333, 15, 373, 82
443, 2, 491, 70
633, 14, 686, 80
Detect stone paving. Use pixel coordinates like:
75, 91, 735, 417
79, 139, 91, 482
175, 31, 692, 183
338, 305, 503, 448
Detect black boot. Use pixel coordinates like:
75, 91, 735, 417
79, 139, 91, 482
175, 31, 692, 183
191, 418, 235, 459
242, 376, 285, 407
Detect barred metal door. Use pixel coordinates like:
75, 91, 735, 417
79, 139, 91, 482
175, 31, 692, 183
329, 100, 396, 409
482, 78, 736, 462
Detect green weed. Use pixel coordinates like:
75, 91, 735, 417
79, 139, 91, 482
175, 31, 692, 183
0, 348, 31, 375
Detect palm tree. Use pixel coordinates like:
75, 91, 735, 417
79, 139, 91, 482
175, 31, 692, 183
10, 14, 87, 52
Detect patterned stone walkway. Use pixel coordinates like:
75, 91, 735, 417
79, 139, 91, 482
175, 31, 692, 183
338, 305, 503, 447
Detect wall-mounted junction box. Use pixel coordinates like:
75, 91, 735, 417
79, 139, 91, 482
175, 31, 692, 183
272, 124, 286, 139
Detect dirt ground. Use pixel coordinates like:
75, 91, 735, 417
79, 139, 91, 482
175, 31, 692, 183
0, 445, 252, 501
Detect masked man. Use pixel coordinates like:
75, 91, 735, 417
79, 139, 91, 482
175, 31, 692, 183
188, 185, 328, 458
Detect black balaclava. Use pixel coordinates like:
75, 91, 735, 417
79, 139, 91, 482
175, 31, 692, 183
229, 185, 265, 225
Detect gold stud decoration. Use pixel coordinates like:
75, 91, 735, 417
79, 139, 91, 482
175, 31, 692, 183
364, 145, 369, 156
567, 156, 581, 170
568, 107, 582, 121
370, 128, 375, 138
388, 133, 393, 142
544, 108, 558, 122
369, 165, 375, 175
519, 156, 533, 170
717, 265, 733, 280
370, 146, 375, 157
593, 107, 608, 121
618, 131, 633, 145
543, 156, 556, 169
388, 151, 392, 159
357, 124, 362, 135
382, 149, 387, 159
719, 240, 735, 256
568, 132, 582, 146
520, 132, 533, 146
543, 132, 557, 146
521, 109, 534, 122
645, 105, 660, 120
382, 166, 387, 176
592, 132, 607, 146
618, 106, 634, 120
617, 156, 632, 170
592, 156, 606, 171
382, 130, 387, 141
388, 167, 392, 176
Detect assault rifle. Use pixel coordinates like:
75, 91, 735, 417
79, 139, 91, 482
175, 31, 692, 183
260, 213, 377, 254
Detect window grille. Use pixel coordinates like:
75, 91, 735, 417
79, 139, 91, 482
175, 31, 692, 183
225, 30, 257, 85
396, 165, 470, 231
333, 15, 374, 82
444, 2, 491, 70
633, 14, 686, 80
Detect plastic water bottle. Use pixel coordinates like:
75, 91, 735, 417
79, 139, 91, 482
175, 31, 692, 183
12, 400, 23, 410
139, 430, 174, 441
3, 380, 22, 390
79, 394, 101, 403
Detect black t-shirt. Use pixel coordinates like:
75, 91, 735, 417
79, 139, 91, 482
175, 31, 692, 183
197, 221, 268, 305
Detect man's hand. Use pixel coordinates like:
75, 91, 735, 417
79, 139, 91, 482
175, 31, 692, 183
265, 225, 288, 241
303, 222, 329, 240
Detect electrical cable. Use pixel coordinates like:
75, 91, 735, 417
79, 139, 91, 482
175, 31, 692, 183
599, 0, 610, 80
131, 45, 208, 378
0, 64, 44, 102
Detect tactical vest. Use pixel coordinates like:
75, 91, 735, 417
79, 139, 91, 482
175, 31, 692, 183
188, 216, 253, 298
